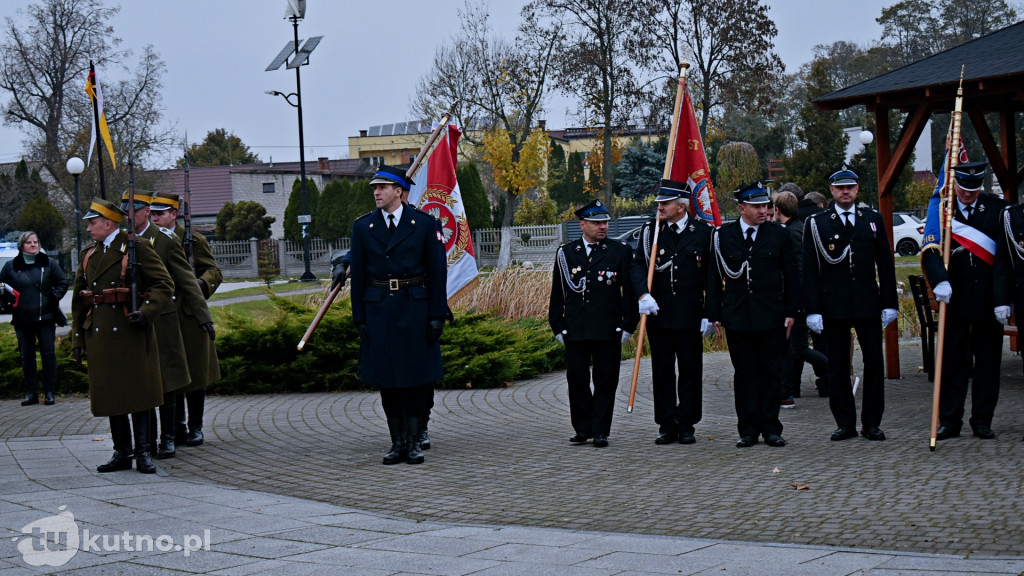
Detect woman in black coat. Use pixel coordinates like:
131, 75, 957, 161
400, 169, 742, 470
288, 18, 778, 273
0, 231, 68, 405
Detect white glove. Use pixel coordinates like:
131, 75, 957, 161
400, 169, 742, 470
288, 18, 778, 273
619, 330, 632, 345
700, 318, 714, 338
806, 314, 824, 334
555, 331, 565, 346
995, 305, 1011, 325
882, 308, 898, 328
933, 281, 952, 303
639, 294, 659, 316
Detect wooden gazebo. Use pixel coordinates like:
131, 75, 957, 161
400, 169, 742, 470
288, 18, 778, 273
816, 20, 1024, 377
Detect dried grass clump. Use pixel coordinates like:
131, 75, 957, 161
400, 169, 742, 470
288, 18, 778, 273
449, 267, 551, 320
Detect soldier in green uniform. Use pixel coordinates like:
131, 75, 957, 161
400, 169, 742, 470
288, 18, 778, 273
71, 198, 174, 474
149, 192, 222, 447
122, 191, 214, 458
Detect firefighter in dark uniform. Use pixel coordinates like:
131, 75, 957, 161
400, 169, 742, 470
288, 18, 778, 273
923, 161, 1006, 440
71, 198, 174, 474
803, 164, 898, 442
707, 182, 798, 448
630, 179, 714, 445
149, 192, 222, 449
550, 199, 638, 448
349, 164, 447, 465
994, 174, 1024, 441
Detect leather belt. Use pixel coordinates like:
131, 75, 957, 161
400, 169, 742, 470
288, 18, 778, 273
370, 276, 425, 291
80, 288, 151, 305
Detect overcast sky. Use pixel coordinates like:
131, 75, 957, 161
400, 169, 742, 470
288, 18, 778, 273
0, 0, 894, 168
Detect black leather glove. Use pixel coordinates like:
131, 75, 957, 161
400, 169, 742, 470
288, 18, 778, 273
201, 322, 216, 341
72, 347, 86, 363
428, 319, 444, 344
331, 264, 347, 289
357, 323, 370, 345
127, 310, 147, 326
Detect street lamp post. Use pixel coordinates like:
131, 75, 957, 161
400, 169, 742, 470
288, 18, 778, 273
66, 157, 85, 255
860, 129, 875, 208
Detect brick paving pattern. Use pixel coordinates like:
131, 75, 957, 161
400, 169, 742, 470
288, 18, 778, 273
4, 339, 1024, 558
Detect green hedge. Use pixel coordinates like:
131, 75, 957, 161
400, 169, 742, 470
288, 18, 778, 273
210, 296, 566, 394
0, 331, 90, 399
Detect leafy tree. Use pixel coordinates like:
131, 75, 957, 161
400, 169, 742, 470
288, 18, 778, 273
651, 0, 785, 140
0, 159, 47, 235
783, 60, 848, 194
456, 162, 492, 232
550, 151, 591, 212
412, 1, 561, 269
338, 178, 374, 238
1, 0, 172, 193
482, 126, 550, 226
16, 197, 64, 250
316, 179, 349, 241
528, 0, 659, 205
716, 142, 761, 194
283, 178, 321, 243
176, 128, 260, 168
616, 137, 664, 200
878, 0, 1017, 67
215, 201, 275, 241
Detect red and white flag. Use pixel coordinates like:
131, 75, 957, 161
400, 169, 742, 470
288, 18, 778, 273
409, 124, 478, 297
668, 79, 720, 226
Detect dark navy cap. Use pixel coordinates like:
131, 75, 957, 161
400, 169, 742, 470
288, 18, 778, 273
828, 163, 859, 186
654, 178, 691, 202
369, 164, 415, 190
733, 181, 771, 205
953, 161, 987, 191
575, 199, 610, 221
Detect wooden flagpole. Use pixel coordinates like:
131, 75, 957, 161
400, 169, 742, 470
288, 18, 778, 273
627, 62, 689, 413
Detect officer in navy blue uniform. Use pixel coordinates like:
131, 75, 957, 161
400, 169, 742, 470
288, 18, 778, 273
994, 167, 1024, 441
549, 199, 638, 448
349, 165, 448, 465
630, 179, 714, 445
803, 164, 898, 442
923, 161, 1006, 440
707, 182, 798, 448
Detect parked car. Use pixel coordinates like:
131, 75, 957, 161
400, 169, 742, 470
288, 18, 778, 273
613, 226, 642, 250
892, 212, 925, 256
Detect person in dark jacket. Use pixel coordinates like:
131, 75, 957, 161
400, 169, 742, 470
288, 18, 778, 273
349, 165, 448, 465
0, 231, 68, 406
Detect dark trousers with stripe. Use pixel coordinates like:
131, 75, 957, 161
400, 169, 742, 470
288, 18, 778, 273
565, 339, 622, 438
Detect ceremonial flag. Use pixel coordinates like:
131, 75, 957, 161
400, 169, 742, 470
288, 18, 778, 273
667, 81, 721, 226
84, 62, 116, 168
921, 137, 971, 256
409, 124, 478, 297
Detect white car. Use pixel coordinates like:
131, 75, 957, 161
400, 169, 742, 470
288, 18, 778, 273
892, 212, 925, 256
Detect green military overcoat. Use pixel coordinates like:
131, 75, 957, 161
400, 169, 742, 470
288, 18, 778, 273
173, 224, 222, 391
71, 232, 174, 417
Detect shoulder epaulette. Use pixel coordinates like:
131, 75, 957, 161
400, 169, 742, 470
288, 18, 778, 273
354, 210, 375, 223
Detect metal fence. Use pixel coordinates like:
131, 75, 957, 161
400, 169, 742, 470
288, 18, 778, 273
471, 225, 563, 268
210, 237, 348, 279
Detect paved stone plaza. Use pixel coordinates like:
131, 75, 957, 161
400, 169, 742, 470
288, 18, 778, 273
3, 339, 1024, 574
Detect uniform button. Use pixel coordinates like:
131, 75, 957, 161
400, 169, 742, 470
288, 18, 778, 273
95, 328, 99, 332
113, 327, 117, 332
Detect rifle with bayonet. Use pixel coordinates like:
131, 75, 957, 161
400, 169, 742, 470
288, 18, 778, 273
182, 141, 195, 270
125, 162, 140, 318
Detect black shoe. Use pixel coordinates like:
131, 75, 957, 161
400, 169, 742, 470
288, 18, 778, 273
830, 427, 858, 441
405, 417, 424, 464
174, 424, 189, 445
186, 428, 204, 447
135, 450, 156, 474
592, 435, 609, 448
936, 425, 961, 440
156, 435, 176, 459
418, 430, 431, 450
678, 432, 697, 445
44, 392, 55, 405
735, 435, 757, 448
764, 433, 787, 447
972, 424, 995, 439
816, 378, 829, 397
569, 434, 591, 444
654, 432, 677, 445
97, 451, 134, 473
20, 394, 38, 406
861, 427, 886, 441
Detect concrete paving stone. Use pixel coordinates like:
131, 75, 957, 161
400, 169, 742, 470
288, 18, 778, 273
878, 555, 1024, 573
576, 550, 727, 574
265, 525, 396, 547
107, 494, 208, 513
464, 541, 608, 565
569, 533, 713, 555
157, 503, 251, 523
355, 533, 502, 557
209, 536, 329, 559
59, 560, 201, 575
864, 571, 1015, 576
111, 517, 251, 546
131, 549, 256, 573
247, 500, 363, 518
202, 511, 313, 536
462, 526, 597, 547
322, 514, 452, 535
338, 548, 502, 576
207, 558, 355, 576
467, 561, 621, 576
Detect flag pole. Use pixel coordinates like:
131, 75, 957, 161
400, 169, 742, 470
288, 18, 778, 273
298, 103, 458, 352
627, 62, 688, 413
928, 66, 965, 451
88, 61, 108, 200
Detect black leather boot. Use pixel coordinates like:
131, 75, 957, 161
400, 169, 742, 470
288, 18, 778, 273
132, 411, 156, 474
21, 394, 38, 406
156, 399, 176, 459
186, 427, 204, 447
44, 392, 55, 405
148, 408, 158, 455
382, 418, 405, 465
405, 417, 424, 464
185, 390, 205, 446
98, 415, 134, 472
